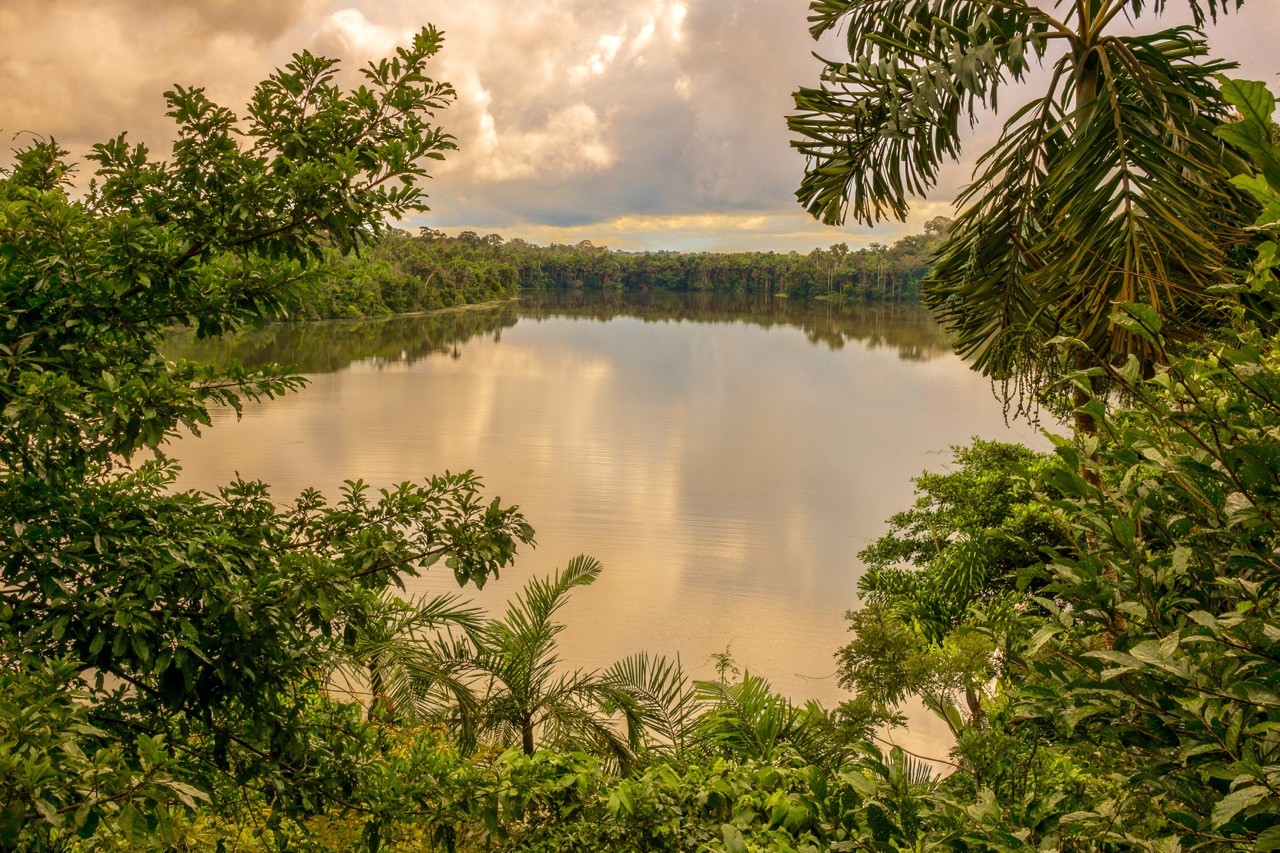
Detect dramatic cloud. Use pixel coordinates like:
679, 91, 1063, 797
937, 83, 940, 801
2, 1, 1278, 250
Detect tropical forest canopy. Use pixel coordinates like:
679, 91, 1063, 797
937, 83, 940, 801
295, 220, 951, 320
3, 1, 1280, 851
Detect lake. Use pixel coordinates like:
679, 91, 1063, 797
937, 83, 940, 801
164, 290, 1048, 760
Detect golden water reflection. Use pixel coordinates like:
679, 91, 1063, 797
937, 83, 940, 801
165, 292, 1048, 762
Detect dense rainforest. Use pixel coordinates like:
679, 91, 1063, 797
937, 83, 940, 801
4, 2, 1280, 851
294, 222, 948, 319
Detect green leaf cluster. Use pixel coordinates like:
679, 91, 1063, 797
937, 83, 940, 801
0, 28, 543, 847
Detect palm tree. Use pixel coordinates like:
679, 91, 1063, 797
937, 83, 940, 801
694, 673, 842, 768
790, 0, 1255, 422
602, 652, 703, 759
471, 555, 641, 762
332, 591, 486, 737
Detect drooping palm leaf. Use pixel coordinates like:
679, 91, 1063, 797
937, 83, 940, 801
791, 0, 1257, 406
333, 590, 484, 727
791, 1, 1057, 226
535, 670, 640, 767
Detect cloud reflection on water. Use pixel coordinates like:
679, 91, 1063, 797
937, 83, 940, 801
165, 293, 1047, 760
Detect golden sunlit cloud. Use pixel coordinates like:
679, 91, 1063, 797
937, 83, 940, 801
433, 200, 961, 253
2, 0, 1278, 251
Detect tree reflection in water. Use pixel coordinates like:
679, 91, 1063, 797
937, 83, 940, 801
164, 291, 952, 373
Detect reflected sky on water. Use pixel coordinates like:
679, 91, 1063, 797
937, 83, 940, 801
165, 291, 1050, 760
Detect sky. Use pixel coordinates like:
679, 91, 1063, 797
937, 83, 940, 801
2, 0, 1279, 252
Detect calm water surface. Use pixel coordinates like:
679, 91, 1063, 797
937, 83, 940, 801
165, 291, 1047, 759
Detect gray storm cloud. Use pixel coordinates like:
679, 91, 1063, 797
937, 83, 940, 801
2, 0, 1278, 250
0, 0, 321, 158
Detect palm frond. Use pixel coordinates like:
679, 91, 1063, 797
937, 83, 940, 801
928, 29, 1254, 391
536, 689, 635, 769
602, 652, 703, 758
694, 673, 824, 763
469, 555, 612, 755
332, 590, 483, 725
1119, 0, 1243, 27
482, 554, 601, 661
790, 0, 1053, 225
884, 745, 936, 788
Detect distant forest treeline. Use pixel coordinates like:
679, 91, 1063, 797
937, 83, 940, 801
291, 218, 951, 319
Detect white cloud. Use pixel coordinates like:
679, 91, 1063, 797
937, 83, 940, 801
467, 102, 617, 183
312, 8, 407, 59
674, 74, 692, 101
632, 19, 657, 53
571, 33, 625, 81
666, 2, 688, 41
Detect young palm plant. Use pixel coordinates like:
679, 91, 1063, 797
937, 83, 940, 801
602, 651, 704, 760
695, 673, 842, 768
332, 592, 486, 739
470, 555, 643, 764
790, 0, 1255, 419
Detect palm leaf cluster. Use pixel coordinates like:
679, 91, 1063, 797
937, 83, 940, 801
337, 556, 854, 769
791, 0, 1256, 405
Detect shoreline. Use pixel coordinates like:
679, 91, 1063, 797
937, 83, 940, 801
289, 295, 521, 326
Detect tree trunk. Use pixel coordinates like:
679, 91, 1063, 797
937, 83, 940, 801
521, 714, 535, 755
964, 686, 983, 725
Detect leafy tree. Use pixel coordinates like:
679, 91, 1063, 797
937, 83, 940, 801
297, 225, 952, 316
0, 27, 539, 845
0, 653, 204, 849
790, 0, 1256, 418
857, 440, 1064, 643
879, 80, 1280, 848
837, 441, 1066, 736
995, 78, 1280, 848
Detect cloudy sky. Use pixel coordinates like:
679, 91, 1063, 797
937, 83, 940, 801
3, 0, 1278, 251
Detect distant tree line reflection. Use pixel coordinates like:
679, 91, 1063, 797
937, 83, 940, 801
166, 291, 953, 375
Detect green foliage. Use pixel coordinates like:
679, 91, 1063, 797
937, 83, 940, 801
792, 2, 1047, 226
4, 459, 532, 827
693, 675, 840, 769
413, 741, 931, 851
334, 589, 487, 731
1009, 290, 1280, 844
913, 80, 1280, 847
708, 643, 742, 685
499, 228, 949, 301
858, 440, 1064, 642
9, 5, 1280, 846
469, 555, 642, 762
291, 229, 523, 320
602, 652, 703, 760
0, 654, 204, 850
0, 28, 543, 846
838, 441, 1066, 738
295, 223, 953, 316
792, 0, 1256, 406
